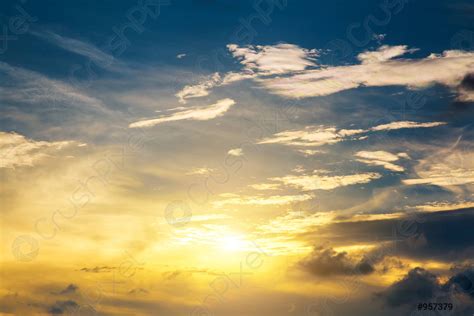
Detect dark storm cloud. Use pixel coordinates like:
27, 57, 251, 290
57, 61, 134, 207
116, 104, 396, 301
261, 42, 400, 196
299, 246, 374, 276
52, 284, 78, 295
378, 266, 474, 315
460, 73, 474, 91
315, 208, 474, 262
445, 268, 474, 298
47, 300, 79, 315
378, 267, 440, 306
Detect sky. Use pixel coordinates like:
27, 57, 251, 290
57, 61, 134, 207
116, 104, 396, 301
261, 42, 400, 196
0, 0, 474, 315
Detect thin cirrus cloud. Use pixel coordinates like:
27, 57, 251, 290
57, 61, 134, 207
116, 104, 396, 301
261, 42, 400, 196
212, 193, 314, 207
175, 43, 474, 102
129, 98, 235, 128
30, 30, 115, 68
270, 171, 382, 191
0, 132, 78, 168
258, 121, 446, 147
355, 151, 410, 172
0, 62, 105, 110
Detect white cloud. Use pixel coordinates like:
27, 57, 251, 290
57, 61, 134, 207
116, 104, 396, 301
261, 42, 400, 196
31, 30, 114, 68
355, 150, 409, 172
227, 43, 318, 75
227, 148, 243, 156
257, 47, 474, 99
0, 132, 76, 168
258, 126, 365, 147
357, 45, 418, 64
176, 53, 186, 59
248, 183, 281, 190
297, 149, 324, 156
186, 167, 215, 176
129, 98, 235, 128
258, 121, 446, 147
371, 121, 447, 131
271, 172, 382, 191
175, 73, 221, 103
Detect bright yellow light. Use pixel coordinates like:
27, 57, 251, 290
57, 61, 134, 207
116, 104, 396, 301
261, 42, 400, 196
218, 234, 247, 252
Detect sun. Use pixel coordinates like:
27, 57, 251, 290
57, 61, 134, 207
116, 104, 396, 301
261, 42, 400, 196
218, 234, 247, 252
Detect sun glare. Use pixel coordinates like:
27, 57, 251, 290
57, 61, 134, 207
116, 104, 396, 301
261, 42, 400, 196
218, 234, 247, 252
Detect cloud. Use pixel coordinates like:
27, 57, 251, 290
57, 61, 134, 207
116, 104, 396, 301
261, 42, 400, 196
175, 73, 221, 103
47, 300, 79, 315
227, 43, 318, 75
176, 53, 186, 59
271, 172, 381, 191
379, 267, 440, 307
256, 47, 474, 99
248, 183, 281, 190
227, 148, 243, 156
0, 132, 76, 168
300, 246, 375, 276
370, 121, 447, 131
54, 284, 78, 295
413, 201, 474, 212
129, 98, 235, 128
355, 151, 410, 172
403, 145, 474, 187
186, 167, 215, 175
0, 62, 105, 110
31, 30, 114, 68
456, 73, 474, 102
357, 45, 418, 64
258, 121, 445, 147
258, 126, 365, 147
213, 193, 313, 207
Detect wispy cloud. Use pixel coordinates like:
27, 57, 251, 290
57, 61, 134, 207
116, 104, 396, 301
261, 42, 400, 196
271, 171, 382, 191
0, 132, 77, 168
0, 62, 105, 110
355, 151, 410, 172
371, 121, 447, 131
257, 126, 365, 147
129, 98, 235, 128
31, 30, 114, 68
258, 121, 445, 147
257, 47, 474, 99
213, 193, 314, 207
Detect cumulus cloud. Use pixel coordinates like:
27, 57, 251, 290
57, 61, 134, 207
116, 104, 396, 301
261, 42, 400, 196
0, 132, 76, 168
129, 98, 235, 128
227, 43, 318, 75
257, 47, 474, 99
300, 246, 375, 276
379, 267, 440, 307
271, 172, 381, 191
355, 150, 410, 172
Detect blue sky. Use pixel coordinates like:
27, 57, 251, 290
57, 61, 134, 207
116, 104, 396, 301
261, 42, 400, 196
1, 1, 474, 315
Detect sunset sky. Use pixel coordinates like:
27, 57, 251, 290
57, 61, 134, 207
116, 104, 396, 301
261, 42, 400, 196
1, 0, 474, 315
